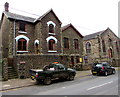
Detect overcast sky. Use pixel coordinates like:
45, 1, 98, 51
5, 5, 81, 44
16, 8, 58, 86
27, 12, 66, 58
0, 0, 119, 37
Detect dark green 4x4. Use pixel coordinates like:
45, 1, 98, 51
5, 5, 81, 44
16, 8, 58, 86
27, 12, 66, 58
29, 63, 76, 85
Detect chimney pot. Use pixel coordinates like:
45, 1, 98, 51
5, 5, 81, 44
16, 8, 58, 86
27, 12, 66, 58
4, 2, 9, 12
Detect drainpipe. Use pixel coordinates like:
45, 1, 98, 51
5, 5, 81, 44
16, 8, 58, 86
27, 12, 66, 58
13, 20, 16, 56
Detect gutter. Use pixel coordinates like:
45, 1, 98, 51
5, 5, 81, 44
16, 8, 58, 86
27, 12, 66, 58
13, 20, 16, 56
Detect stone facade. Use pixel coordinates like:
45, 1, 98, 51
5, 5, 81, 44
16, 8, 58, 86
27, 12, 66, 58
83, 28, 120, 67
0, 8, 84, 80
62, 24, 83, 70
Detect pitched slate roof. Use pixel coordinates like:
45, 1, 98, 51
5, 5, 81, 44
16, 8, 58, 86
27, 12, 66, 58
62, 23, 83, 38
4, 11, 36, 23
2, 9, 62, 24
83, 30, 105, 40
38, 9, 62, 24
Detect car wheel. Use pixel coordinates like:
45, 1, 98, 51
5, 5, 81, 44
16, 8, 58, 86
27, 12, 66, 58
43, 77, 52, 85
36, 79, 43, 84
68, 74, 75, 81
105, 71, 108, 76
112, 70, 115, 74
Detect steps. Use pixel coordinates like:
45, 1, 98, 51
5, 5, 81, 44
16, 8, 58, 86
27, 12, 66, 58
8, 66, 18, 79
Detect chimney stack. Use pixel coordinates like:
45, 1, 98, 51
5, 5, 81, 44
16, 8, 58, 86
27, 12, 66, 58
4, 2, 9, 12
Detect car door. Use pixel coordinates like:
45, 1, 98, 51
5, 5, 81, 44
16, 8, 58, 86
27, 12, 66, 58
49, 64, 59, 79
106, 65, 112, 74
58, 64, 68, 78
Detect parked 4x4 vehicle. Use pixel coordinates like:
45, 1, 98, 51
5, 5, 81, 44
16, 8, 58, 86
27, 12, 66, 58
29, 62, 76, 85
91, 62, 115, 76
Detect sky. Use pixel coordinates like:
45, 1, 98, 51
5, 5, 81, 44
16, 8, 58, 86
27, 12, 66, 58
0, 0, 119, 37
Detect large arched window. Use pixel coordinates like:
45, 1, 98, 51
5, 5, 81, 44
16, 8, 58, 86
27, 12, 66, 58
102, 40, 106, 52
15, 35, 29, 53
108, 48, 113, 58
86, 42, 91, 53
108, 38, 112, 46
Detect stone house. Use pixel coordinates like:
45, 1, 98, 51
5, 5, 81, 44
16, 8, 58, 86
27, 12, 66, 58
61, 24, 83, 69
0, 3, 84, 80
83, 28, 120, 67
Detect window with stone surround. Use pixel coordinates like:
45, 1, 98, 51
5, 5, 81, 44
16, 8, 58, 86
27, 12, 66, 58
18, 38, 27, 51
86, 42, 91, 53
49, 24, 54, 33
64, 37, 69, 49
116, 41, 119, 52
15, 35, 29, 53
47, 21, 56, 35
19, 22, 25, 31
74, 39, 79, 49
48, 39, 55, 50
76, 56, 80, 63
102, 40, 106, 52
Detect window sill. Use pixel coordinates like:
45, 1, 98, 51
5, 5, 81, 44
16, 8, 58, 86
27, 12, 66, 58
48, 33, 56, 35
17, 51, 28, 53
48, 51, 57, 53
18, 31, 27, 34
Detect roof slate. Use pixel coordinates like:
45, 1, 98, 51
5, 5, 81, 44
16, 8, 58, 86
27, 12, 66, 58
38, 9, 62, 24
4, 11, 36, 23
83, 30, 105, 40
62, 23, 83, 38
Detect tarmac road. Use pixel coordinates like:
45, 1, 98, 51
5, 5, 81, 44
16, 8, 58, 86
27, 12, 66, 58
2, 70, 119, 96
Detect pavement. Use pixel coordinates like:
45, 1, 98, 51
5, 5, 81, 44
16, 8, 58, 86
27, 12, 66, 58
0, 67, 119, 91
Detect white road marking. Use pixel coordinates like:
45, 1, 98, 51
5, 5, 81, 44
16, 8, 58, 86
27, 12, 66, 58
87, 81, 113, 90
62, 87, 66, 88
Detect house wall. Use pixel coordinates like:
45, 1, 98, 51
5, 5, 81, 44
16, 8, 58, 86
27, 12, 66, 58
62, 27, 83, 69
40, 12, 62, 54
1, 15, 10, 58
62, 27, 83, 55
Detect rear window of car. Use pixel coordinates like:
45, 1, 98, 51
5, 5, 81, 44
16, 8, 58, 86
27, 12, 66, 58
96, 64, 102, 67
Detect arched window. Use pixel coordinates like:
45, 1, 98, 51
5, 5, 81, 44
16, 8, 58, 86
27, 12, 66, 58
34, 40, 39, 54
108, 48, 113, 58
49, 24, 54, 33
116, 41, 119, 52
48, 39, 55, 50
47, 21, 56, 34
15, 35, 29, 53
102, 40, 106, 52
86, 42, 91, 53
18, 38, 27, 51
108, 38, 112, 46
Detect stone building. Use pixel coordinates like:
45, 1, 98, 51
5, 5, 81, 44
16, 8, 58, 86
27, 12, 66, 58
61, 24, 83, 69
0, 3, 84, 80
83, 28, 120, 67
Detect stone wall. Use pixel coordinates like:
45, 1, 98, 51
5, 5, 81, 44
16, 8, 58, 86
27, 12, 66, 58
14, 54, 69, 78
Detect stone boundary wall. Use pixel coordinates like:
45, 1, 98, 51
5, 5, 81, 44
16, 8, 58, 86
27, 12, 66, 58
14, 54, 69, 78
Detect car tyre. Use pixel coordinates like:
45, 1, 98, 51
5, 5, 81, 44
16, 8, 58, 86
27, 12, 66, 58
43, 77, 52, 85
105, 71, 108, 76
112, 70, 115, 74
68, 74, 75, 81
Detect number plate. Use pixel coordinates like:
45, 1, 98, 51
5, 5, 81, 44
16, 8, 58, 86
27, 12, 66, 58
31, 76, 35, 79
93, 72, 97, 73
